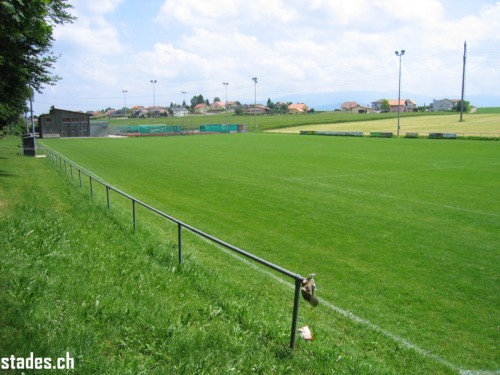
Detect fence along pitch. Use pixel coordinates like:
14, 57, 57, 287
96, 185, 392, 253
45, 146, 313, 348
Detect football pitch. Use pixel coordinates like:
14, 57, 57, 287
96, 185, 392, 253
42, 133, 499, 372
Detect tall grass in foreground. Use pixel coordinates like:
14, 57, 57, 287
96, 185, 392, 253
0, 138, 455, 373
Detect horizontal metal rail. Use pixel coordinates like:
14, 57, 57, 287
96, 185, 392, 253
43, 146, 308, 348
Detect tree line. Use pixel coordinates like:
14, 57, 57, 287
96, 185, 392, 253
0, 0, 74, 134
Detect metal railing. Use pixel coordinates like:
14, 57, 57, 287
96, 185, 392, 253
44, 146, 311, 348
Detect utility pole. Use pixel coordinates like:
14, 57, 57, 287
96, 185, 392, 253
223, 82, 229, 129
395, 50, 405, 137
460, 41, 467, 122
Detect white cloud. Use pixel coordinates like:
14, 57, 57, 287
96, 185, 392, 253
134, 42, 211, 80
157, 0, 239, 26
53, 0, 124, 55
70, 0, 125, 14
54, 21, 123, 55
34, 0, 500, 113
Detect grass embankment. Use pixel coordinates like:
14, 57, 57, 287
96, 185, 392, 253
0, 137, 454, 374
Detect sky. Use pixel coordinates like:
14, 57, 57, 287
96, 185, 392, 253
33, 0, 500, 114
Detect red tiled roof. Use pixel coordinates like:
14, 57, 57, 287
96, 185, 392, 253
341, 101, 359, 109
388, 99, 405, 106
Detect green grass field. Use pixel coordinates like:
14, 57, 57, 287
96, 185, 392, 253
269, 113, 500, 136
2, 136, 463, 374
105, 110, 500, 134
475, 107, 500, 114
37, 133, 499, 373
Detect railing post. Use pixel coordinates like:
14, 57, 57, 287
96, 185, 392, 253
290, 278, 302, 349
132, 200, 136, 232
64, 159, 67, 174
78, 170, 82, 187
89, 176, 93, 197
70, 164, 73, 180
178, 223, 183, 264
106, 186, 110, 210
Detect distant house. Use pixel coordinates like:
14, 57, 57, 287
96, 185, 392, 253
432, 98, 460, 111
244, 104, 270, 115
132, 109, 148, 118
146, 106, 168, 116
371, 99, 415, 112
39, 107, 90, 138
172, 107, 189, 117
92, 110, 105, 118
210, 101, 225, 112
105, 109, 117, 118
371, 99, 386, 111
388, 99, 406, 113
225, 101, 240, 112
341, 101, 359, 111
405, 99, 417, 111
194, 103, 209, 114
288, 103, 308, 114
351, 105, 373, 113
341, 101, 373, 113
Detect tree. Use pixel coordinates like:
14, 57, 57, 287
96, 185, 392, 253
275, 102, 288, 114
267, 98, 275, 109
453, 100, 471, 113
213, 97, 221, 103
190, 94, 205, 108
0, 0, 75, 130
381, 99, 390, 112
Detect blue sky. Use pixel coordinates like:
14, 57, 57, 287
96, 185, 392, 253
33, 0, 500, 114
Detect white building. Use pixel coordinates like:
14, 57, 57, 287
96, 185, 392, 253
432, 99, 460, 111
172, 107, 190, 117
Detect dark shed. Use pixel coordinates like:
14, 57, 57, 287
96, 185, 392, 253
39, 107, 91, 138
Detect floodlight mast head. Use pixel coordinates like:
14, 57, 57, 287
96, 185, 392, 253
395, 50, 405, 56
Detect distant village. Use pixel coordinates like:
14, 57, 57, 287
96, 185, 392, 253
87, 97, 465, 119
36, 97, 467, 139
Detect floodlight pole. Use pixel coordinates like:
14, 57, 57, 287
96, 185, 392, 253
181, 91, 187, 129
122, 90, 127, 116
150, 80, 157, 116
252, 77, 258, 130
460, 41, 467, 122
395, 50, 405, 137
223, 82, 229, 130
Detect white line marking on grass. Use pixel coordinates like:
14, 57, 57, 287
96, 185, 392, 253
208, 243, 498, 375
288, 161, 500, 181
288, 177, 499, 217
